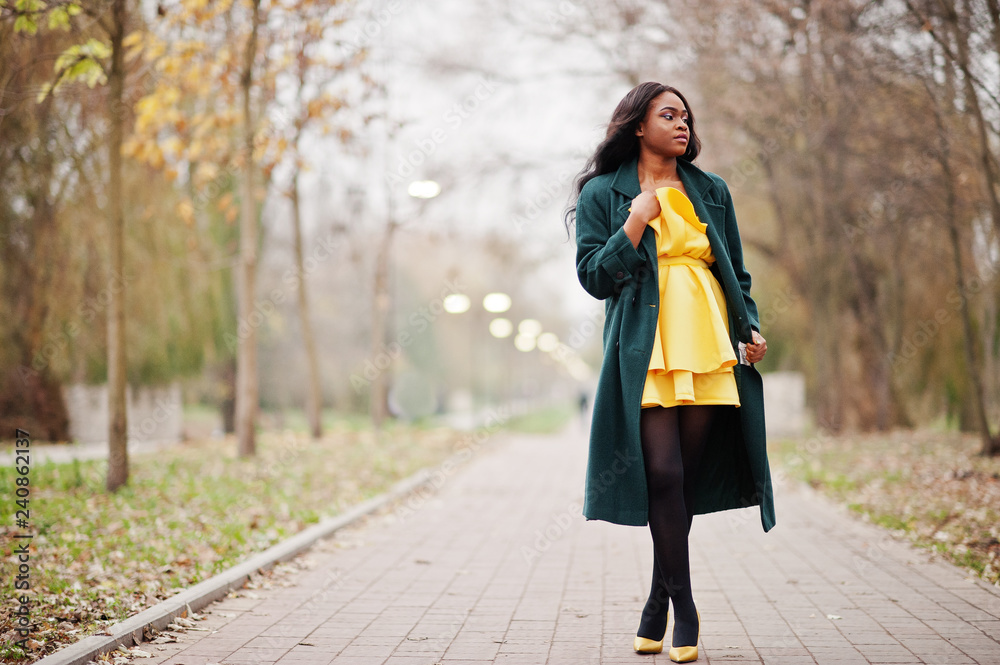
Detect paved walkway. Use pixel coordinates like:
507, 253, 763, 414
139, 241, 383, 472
143, 418, 1000, 665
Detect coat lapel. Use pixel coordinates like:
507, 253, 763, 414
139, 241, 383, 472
610, 156, 655, 260
610, 155, 751, 343
610, 156, 727, 260
676, 160, 727, 255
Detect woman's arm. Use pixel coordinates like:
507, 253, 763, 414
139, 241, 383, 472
575, 181, 646, 301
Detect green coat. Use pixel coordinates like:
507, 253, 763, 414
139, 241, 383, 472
575, 155, 776, 533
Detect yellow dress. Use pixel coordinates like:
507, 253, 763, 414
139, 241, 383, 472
640, 187, 741, 409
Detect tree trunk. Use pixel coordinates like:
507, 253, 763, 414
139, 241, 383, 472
235, 0, 261, 457
290, 168, 323, 439
370, 218, 397, 430
921, 1, 1000, 455
951, 0, 1000, 244
942, 156, 993, 454
106, 0, 128, 492
5, 80, 72, 442
952, 0, 1000, 455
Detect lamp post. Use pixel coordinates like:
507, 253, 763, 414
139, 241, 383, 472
484, 292, 512, 406
371, 180, 440, 429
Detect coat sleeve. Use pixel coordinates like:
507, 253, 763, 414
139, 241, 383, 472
575, 180, 645, 301
716, 177, 761, 335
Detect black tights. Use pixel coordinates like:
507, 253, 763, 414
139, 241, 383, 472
635, 404, 719, 645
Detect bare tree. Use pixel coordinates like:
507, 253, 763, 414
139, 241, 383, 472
236, 0, 263, 457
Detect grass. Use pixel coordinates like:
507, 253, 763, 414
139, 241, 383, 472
0, 418, 472, 662
502, 401, 576, 434
770, 428, 1000, 588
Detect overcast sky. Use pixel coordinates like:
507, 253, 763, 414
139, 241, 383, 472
289, 0, 636, 327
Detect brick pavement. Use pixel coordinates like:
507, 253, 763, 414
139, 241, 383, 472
141, 419, 1000, 665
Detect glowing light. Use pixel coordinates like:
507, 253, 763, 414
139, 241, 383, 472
514, 334, 536, 352
537, 332, 559, 352
483, 292, 512, 313
517, 318, 542, 338
407, 180, 441, 199
443, 293, 470, 314
489, 317, 513, 338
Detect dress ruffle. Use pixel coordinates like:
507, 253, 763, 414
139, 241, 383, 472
641, 187, 740, 408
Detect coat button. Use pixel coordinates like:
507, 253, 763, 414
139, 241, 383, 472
615, 271, 624, 279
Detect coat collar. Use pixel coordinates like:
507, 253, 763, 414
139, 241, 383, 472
610, 154, 715, 202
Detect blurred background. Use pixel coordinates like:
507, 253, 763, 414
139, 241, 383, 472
1, 0, 998, 455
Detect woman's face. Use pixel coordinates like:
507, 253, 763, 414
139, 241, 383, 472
635, 91, 690, 159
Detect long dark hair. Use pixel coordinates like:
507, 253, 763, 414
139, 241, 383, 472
563, 82, 701, 234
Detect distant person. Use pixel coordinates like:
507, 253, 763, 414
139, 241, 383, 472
577, 390, 588, 420
565, 82, 774, 662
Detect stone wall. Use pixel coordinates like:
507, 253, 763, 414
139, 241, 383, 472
762, 371, 808, 438
61, 382, 183, 445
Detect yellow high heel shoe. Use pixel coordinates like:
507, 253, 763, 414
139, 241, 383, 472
633, 609, 668, 654
668, 609, 700, 662
633, 634, 664, 654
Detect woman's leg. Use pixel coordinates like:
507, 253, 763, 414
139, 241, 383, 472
638, 404, 719, 646
636, 550, 671, 640
636, 507, 699, 639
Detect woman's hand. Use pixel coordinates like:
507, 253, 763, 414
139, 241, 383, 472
745, 330, 767, 363
629, 190, 662, 223
623, 190, 662, 248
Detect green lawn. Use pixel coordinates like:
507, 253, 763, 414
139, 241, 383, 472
502, 401, 576, 434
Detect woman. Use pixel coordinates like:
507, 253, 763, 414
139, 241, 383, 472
566, 82, 777, 661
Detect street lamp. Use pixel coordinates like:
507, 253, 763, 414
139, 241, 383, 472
483, 292, 512, 313
375, 178, 442, 424
489, 317, 513, 338
484, 295, 513, 405
514, 334, 536, 352
537, 332, 559, 352
444, 293, 470, 314
407, 180, 441, 199
518, 318, 542, 338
